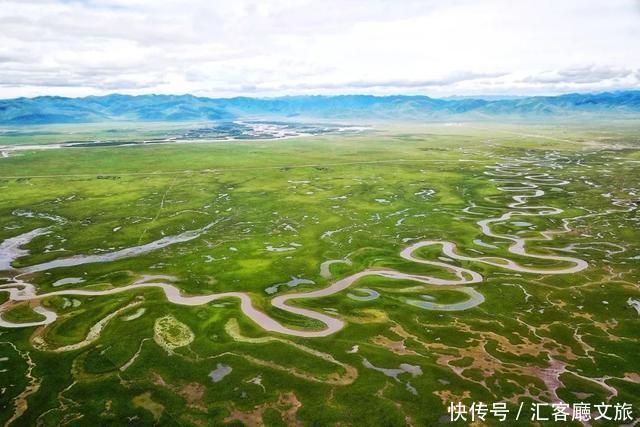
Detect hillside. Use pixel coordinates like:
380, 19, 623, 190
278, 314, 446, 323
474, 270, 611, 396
1, 91, 639, 124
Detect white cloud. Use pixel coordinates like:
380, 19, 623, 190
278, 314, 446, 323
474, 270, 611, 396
0, 0, 639, 97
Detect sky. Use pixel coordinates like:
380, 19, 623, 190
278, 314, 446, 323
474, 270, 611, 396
0, 0, 639, 98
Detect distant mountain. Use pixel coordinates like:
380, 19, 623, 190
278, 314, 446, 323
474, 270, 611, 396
1, 91, 639, 124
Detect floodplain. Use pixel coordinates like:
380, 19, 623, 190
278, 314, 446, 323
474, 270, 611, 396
0, 122, 638, 426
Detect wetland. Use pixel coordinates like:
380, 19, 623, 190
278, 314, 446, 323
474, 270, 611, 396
0, 122, 638, 426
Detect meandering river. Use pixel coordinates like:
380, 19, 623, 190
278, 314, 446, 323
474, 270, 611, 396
0, 159, 589, 337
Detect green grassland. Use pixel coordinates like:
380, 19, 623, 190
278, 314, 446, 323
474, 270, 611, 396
0, 122, 639, 426
0, 121, 204, 146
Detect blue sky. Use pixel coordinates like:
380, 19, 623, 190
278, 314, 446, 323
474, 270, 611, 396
0, 0, 639, 98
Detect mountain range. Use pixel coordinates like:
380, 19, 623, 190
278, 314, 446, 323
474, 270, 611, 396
1, 91, 639, 124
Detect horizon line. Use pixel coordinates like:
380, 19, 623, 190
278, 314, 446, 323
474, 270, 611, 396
2, 88, 639, 102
